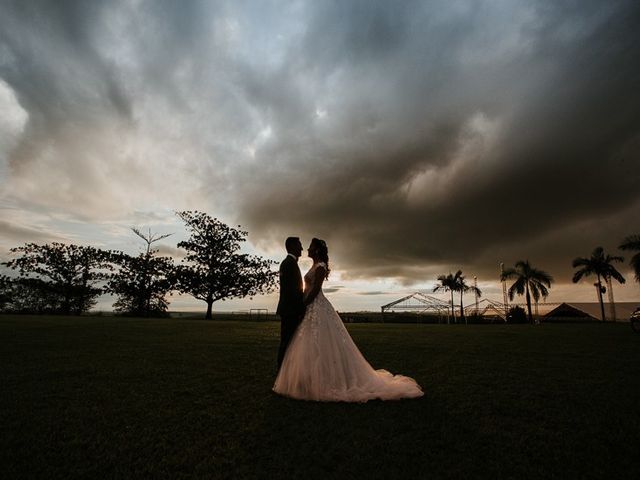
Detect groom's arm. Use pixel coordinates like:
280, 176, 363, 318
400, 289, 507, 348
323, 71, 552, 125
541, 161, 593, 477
280, 260, 303, 312
280, 260, 298, 296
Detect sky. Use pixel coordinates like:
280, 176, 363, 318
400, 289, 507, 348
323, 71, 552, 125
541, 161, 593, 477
0, 0, 639, 312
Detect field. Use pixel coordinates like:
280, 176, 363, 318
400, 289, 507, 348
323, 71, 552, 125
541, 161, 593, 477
1, 316, 639, 479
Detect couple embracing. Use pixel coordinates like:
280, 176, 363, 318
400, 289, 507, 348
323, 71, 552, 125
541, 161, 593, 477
273, 237, 424, 402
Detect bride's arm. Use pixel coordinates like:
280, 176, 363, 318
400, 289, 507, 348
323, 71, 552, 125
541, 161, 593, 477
303, 265, 326, 306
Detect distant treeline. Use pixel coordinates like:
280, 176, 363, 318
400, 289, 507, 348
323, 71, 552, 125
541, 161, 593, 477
0, 211, 276, 319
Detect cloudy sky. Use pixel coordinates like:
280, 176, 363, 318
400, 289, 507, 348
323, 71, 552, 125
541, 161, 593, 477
1, 0, 639, 312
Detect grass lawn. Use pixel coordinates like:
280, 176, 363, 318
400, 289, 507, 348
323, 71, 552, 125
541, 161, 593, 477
1, 316, 639, 479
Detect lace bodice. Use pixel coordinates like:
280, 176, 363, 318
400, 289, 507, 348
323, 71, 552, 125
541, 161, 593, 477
303, 262, 327, 297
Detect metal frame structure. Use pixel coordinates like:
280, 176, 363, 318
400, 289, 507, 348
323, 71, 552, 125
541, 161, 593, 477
463, 298, 509, 321
464, 300, 565, 321
380, 292, 452, 322
380, 289, 567, 324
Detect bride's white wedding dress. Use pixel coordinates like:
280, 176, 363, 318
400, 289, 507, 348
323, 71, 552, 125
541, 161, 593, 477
273, 262, 424, 402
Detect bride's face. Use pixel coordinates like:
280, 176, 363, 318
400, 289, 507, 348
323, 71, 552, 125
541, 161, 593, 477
307, 243, 317, 259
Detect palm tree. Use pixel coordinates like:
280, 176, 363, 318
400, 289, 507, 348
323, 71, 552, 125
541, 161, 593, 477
454, 272, 482, 324
572, 247, 625, 321
433, 271, 460, 324
619, 235, 640, 283
501, 260, 553, 324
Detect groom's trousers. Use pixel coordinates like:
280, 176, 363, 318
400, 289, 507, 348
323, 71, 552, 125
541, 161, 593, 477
277, 315, 301, 371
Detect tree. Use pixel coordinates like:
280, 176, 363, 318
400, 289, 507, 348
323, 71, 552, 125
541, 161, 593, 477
0, 276, 62, 314
619, 234, 640, 283
572, 247, 625, 322
2, 243, 112, 315
501, 260, 553, 324
507, 305, 528, 324
454, 272, 482, 325
0, 275, 12, 311
107, 228, 175, 317
433, 271, 460, 324
174, 211, 277, 319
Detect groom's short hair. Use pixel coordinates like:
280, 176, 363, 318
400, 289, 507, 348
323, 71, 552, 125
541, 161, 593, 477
285, 237, 300, 251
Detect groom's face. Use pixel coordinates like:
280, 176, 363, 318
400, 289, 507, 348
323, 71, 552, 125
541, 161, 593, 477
292, 240, 303, 258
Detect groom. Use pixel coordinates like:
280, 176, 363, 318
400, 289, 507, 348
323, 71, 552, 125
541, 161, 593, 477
276, 237, 306, 372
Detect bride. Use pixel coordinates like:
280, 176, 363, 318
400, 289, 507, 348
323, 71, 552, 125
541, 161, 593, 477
273, 238, 424, 402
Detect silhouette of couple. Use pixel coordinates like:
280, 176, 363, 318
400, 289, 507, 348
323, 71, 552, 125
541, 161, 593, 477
273, 237, 424, 402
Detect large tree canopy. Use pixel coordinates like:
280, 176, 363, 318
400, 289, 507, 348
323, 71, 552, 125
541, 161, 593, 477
433, 271, 460, 324
107, 252, 175, 317
501, 260, 553, 324
0, 276, 63, 314
107, 229, 175, 317
619, 235, 640, 283
2, 243, 112, 315
572, 247, 625, 321
174, 211, 277, 319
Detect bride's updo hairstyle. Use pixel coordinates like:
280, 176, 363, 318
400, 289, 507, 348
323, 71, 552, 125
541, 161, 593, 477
311, 237, 331, 279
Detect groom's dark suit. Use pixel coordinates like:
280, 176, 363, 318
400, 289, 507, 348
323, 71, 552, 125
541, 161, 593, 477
276, 254, 306, 371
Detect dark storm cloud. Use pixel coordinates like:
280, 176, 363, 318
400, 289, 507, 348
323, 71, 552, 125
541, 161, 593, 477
236, 0, 640, 283
0, 0, 241, 219
0, 0, 639, 286
0, 1, 131, 122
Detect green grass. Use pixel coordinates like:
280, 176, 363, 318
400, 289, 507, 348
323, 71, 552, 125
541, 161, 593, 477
1, 316, 639, 479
